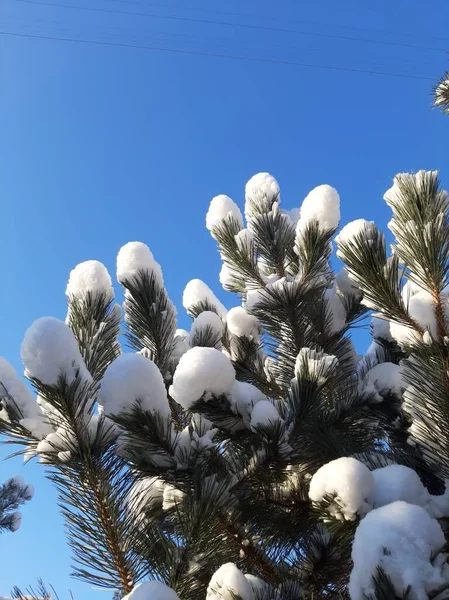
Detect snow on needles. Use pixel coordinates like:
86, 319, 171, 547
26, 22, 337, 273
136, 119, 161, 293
349, 501, 448, 600
66, 260, 114, 302
206, 195, 243, 232
361, 362, 404, 403
245, 173, 280, 220
309, 457, 374, 521
371, 465, 429, 509
170, 347, 235, 409
250, 400, 282, 431
99, 353, 170, 417
297, 184, 340, 231
0, 358, 40, 420
123, 581, 181, 600
207, 563, 253, 600
117, 242, 163, 286
183, 279, 227, 319
226, 307, 259, 340
21, 317, 92, 386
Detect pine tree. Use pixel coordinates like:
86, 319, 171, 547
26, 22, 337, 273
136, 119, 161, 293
1, 171, 449, 600
434, 69, 449, 115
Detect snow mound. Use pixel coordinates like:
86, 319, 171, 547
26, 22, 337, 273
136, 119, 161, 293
183, 279, 227, 319
245, 172, 280, 220
362, 362, 403, 403
99, 353, 169, 417
298, 184, 340, 231
117, 242, 163, 286
206, 195, 243, 231
170, 347, 235, 409
226, 306, 259, 339
250, 400, 282, 430
126, 477, 165, 525
123, 581, 181, 600
295, 348, 338, 384
372, 465, 429, 509
309, 457, 374, 521
190, 311, 223, 345
390, 291, 437, 346
21, 317, 91, 386
207, 563, 253, 600
66, 260, 113, 302
349, 501, 448, 600
335, 219, 375, 248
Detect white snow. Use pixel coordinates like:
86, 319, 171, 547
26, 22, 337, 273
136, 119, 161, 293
219, 263, 239, 291
21, 317, 92, 386
390, 291, 437, 346
371, 316, 392, 341
244, 574, 266, 594
66, 260, 114, 302
362, 363, 403, 403
245, 172, 280, 220
349, 501, 448, 600
335, 218, 375, 249
250, 400, 282, 430
335, 267, 361, 298
309, 457, 374, 521
230, 380, 266, 425
226, 307, 259, 340
324, 289, 347, 333
207, 563, 253, 600
171, 329, 190, 363
402, 280, 422, 304
183, 279, 227, 319
122, 581, 181, 600
245, 288, 265, 312
117, 242, 163, 286
0, 358, 40, 420
371, 465, 429, 509
99, 353, 170, 417
162, 484, 185, 511
170, 347, 235, 409
206, 195, 244, 231
126, 477, 165, 525
190, 311, 223, 344
297, 184, 340, 232
295, 348, 339, 384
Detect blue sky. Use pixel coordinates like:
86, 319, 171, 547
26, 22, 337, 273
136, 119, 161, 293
1, 0, 448, 596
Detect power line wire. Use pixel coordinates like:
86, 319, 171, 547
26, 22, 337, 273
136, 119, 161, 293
16, 0, 448, 53
0, 29, 435, 81
107, 0, 449, 45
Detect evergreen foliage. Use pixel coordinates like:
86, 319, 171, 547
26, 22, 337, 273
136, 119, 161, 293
1, 170, 449, 600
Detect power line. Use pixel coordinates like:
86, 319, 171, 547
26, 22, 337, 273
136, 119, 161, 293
107, 0, 449, 45
16, 0, 448, 53
0, 29, 435, 81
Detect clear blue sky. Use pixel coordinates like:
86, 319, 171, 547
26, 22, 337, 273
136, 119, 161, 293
1, 0, 448, 596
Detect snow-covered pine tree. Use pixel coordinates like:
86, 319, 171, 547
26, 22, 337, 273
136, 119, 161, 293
0, 171, 448, 600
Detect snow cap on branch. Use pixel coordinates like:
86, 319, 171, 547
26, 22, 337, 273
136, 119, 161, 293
245, 172, 280, 220
250, 400, 282, 431
117, 242, 163, 286
309, 457, 374, 521
371, 465, 429, 509
21, 317, 92, 386
389, 291, 437, 346
183, 279, 227, 319
349, 501, 448, 600
230, 380, 266, 424
206, 195, 244, 232
0, 358, 41, 420
371, 316, 392, 341
126, 476, 165, 526
335, 218, 375, 254
190, 311, 223, 345
295, 348, 339, 384
297, 184, 340, 232
434, 74, 449, 114
226, 306, 259, 340
361, 362, 403, 403
99, 353, 169, 417
170, 347, 235, 409
66, 260, 114, 302
207, 563, 253, 600
123, 581, 181, 600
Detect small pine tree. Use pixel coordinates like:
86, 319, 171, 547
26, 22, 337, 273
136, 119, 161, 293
1, 170, 449, 600
434, 69, 449, 115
